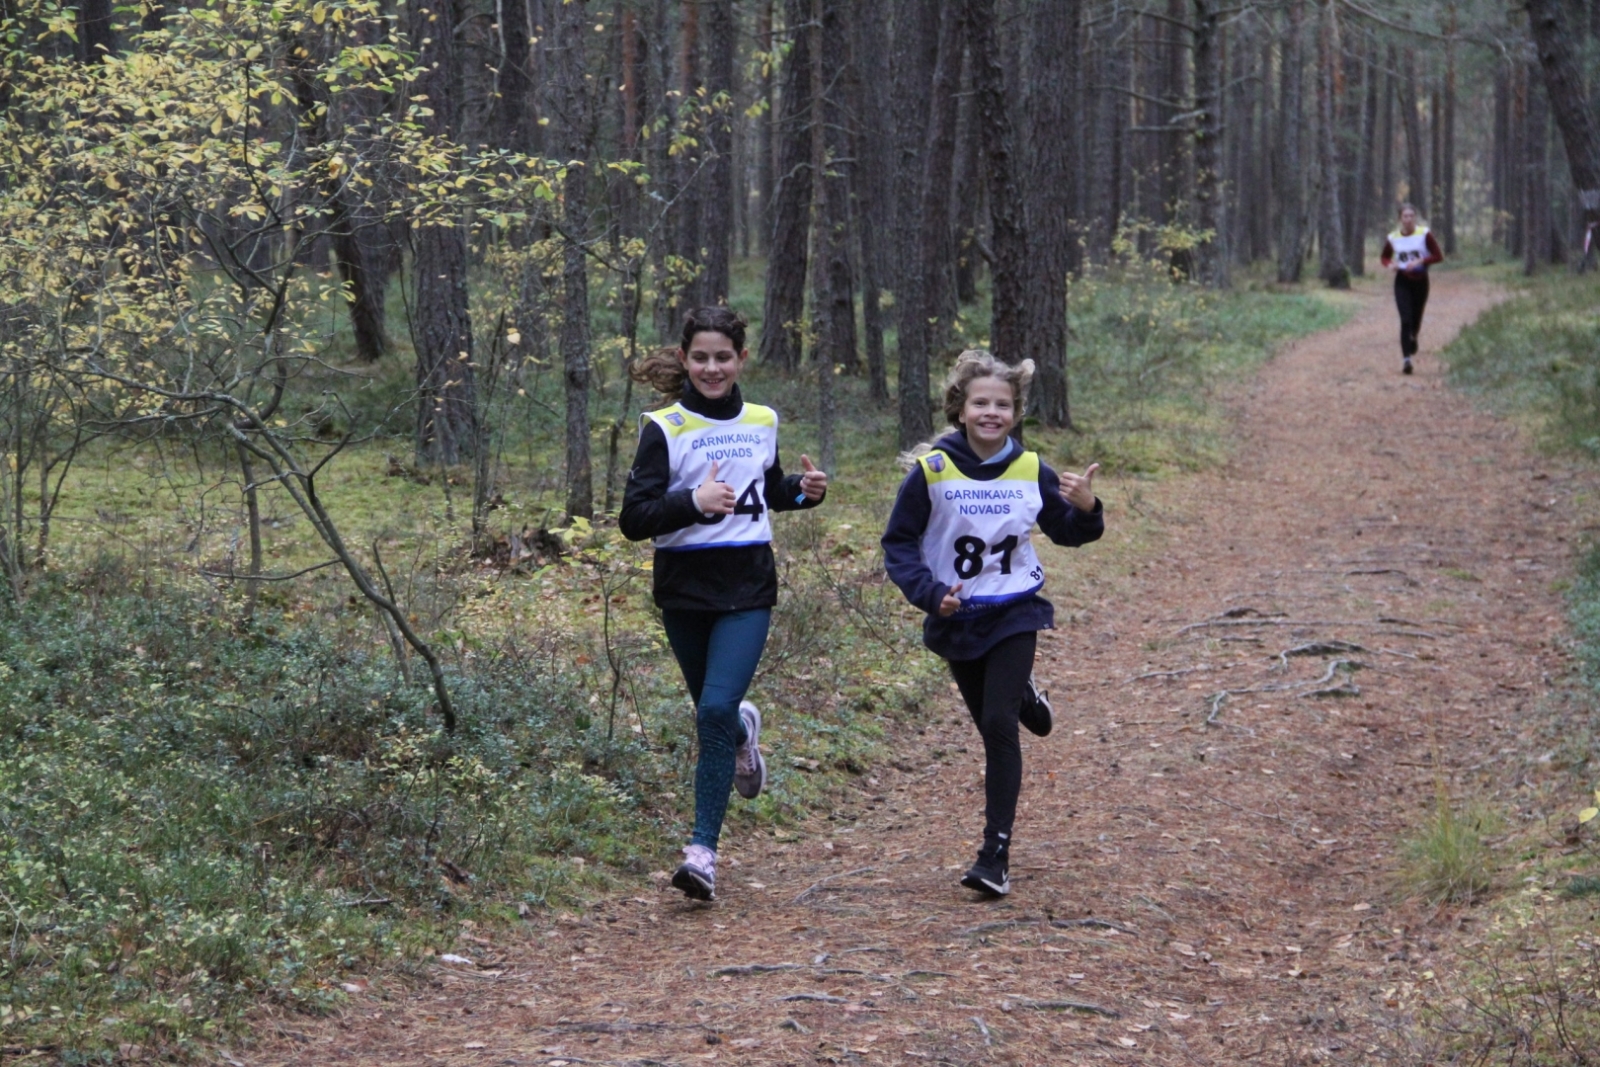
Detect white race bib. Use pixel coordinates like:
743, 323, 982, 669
918, 449, 1045, 612
1389, 226, 1431, 269
642, 402, 780, 551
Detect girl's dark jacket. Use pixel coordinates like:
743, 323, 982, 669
881, 430, 1103, 661
619, 383, 822, 612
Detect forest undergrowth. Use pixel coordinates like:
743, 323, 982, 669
1410, 264, 1600, 1065
0, 259, 1344, 1060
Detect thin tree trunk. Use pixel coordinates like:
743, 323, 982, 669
1315, 0, 1348, 289
759, 0, 813, 371
967, 0, 1027, 357
553, 0, 593, 518
1193, 0, 1228, 287
889, 0, 940, 320
1023, 0, 1077, 427
813, 0, 857, 377
674, 0, 704, 308
1276, 0, 1307, 283
1525, 63, 1552, 274
951, 57, 982, 308
851, 0, 891, 403
1398, 50, 1427, 214
701, 0, 735, 304
897, 1, 962, 449
409, 0, 476, 466
1380, 43, 1395, 215
1441, 5, 1457, 253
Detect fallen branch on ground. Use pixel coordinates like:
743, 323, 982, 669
792, 866, 877, 904
777, 992, 849, 1003
1004, 996, 1121, 1018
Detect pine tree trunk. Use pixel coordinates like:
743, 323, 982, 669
967, 0, 1027, 358
759, 0, 813, 371
1023, 0, 1077, 427
1492, 61, 1510, 248
701, 0, 735, 304
897, 1, 962, 449
1349, 41, 1378, 275
813, 0, 857, 375
553, 0, 593, 518
1398, 51, 1427, 214
1380, 44, 1395, 215
757, 1, 775, 256
1441, 8, 1457, 253
951, 59, 981, 308
850, 0, 891, 403
674, 2, 704, 308
1193, 0, 1228, 287
1315, 0, 1348, 288
1525, 63, 1552, 274
409, 0, 476, 466
1526, 0, 1600, 228
1276, 0, 1306, 283
889, 0, 940, 320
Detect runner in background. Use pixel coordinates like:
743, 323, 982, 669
881, 351, 1103, 897
619, 307, 828, 902
1379, 203, 1444, 376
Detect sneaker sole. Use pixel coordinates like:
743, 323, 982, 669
960, 871, 1011, 896
734, 701, 767, 800
671, 864, 715, 901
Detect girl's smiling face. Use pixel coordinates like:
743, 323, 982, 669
959, 375, 1017, 458
678, 330, 748, 400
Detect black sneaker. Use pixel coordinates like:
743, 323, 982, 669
960, 837, 1011, 897
1402, 357, 1413, 375
1019, 675, 1054, 737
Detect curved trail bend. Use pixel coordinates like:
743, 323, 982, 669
258, 272, 1584, 1065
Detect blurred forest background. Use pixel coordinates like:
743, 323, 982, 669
4, 0, 1600, 1057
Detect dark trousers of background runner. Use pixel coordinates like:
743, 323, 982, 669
1394, 272, 1431, 358
946, 631, 1035, 846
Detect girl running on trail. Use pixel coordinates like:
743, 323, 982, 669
881, 351, 1103, 897
1380, 202, 1443, 376
619, 307, 828, 902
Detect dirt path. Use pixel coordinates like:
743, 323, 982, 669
252, 272, 1584, 1066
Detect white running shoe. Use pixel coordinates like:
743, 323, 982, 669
671, 844, 717, 901
734, 700, 768, 799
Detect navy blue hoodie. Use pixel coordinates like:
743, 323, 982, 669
881, 431, 1103, 661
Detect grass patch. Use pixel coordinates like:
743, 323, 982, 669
1399, 794, 1497, 906
1442, 269, 1600, 453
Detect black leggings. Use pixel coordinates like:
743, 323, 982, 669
946, 631, 1036, 845
1394, 272, 1430, 358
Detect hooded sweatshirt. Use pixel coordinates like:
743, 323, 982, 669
881, 431, 1103, 661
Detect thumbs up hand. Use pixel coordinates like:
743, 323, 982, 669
694, 460, 736, 515
938, 582, 965, 618
798, 454, 828, 501
1059, 462, 1099, 511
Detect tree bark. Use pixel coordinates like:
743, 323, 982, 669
1398, 49, 1426, 214
701, 0, 735, 304
812, 0, 857, 378
1347, 40, 1377, 275
1276, 0, 1307, 283
1525, 61, 1552, 274
409, 0, 476, 466
888, 0, 940, 319
552, 0, 593, 518
1023, 0, 1077, 427
757, 0, 776, 256
1315, 0, 1348, 289
1526, 0, 1600, 228
76, 0, 115, 61
1192, 0, 1228, 287
850, 0, 891, 402
759, 0, 813, 371
897, 1, 962, 449
1441, 5, 1457, 253
966, 0, 1027, 358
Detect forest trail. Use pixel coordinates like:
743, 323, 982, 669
252, 272, 1582, 1066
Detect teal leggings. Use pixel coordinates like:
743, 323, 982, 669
661, 608, 772, 850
